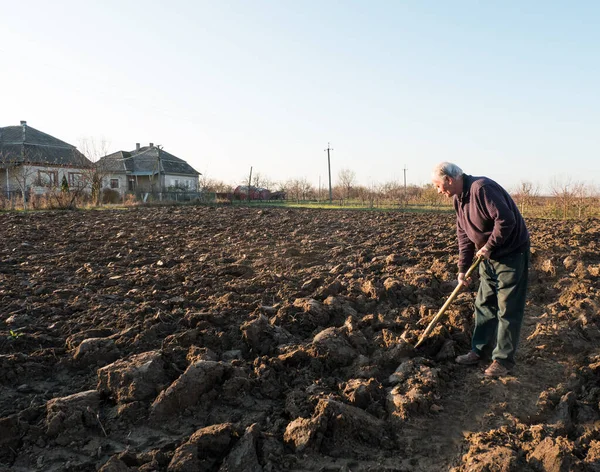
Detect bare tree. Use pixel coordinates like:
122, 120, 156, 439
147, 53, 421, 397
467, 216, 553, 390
405, 185, 422, 205
285, 178, 302, 202
282, 178, 314, 202
1, 149, 38, 210
260, 175, 277, 191
239, 172, 252, 187
380, 180, 402, 203
420, 183, 444, 208
78, 138, 112, 206
331, 184, 345, 202
549, 176, 574, 220
274, 180, 287, 194
355, 185, 369, 206
371, 182, 383, 208
250, 172, 271, 189
337, 168, 356, 200
45, 181, 79, 209
572, 181, 595, 218
356, 182, 382, 208
381, 180, 424, 206
8, 164, 36, 210
199, 174, 231, 193
512, 180, 540, 216
298, 177, 315, 201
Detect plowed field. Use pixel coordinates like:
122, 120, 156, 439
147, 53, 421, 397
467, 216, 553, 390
1, 207, 599, 471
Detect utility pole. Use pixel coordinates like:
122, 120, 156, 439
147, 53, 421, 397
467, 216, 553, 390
325, 143, 333, 203
247, 166, 253, 202
403, 164, 408, 206
157, 145, 163, 202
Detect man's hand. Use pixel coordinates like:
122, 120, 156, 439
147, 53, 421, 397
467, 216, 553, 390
457, 272, 470, 287
476, 246, 491, 260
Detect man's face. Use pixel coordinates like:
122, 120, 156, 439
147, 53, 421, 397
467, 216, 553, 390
432, 176, 456, 197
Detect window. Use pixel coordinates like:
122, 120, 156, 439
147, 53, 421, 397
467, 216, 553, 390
110, 179, 119, 189
68, 172, 83, 187
173, 179, 180, 187
128, 179, 135, 191
38, 170, 58, 187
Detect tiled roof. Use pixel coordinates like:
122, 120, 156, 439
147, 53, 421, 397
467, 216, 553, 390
135, 147, 200, 175
0, 123, 92, 167
100, 151, 132, 172
98, 145, 200, 177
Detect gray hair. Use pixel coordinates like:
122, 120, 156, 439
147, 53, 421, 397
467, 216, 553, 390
431, 162, 463, 180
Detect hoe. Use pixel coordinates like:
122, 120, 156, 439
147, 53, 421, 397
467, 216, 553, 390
415, 256, 483, 348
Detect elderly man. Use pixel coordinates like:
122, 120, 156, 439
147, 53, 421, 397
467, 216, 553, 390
431, 162, 530, 377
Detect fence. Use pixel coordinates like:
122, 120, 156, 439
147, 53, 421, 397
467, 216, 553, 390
137, 190, 203, 203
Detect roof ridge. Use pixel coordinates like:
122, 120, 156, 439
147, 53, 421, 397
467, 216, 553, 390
5, 142, 74, 149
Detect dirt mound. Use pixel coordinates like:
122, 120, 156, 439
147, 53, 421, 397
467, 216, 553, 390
1, 207, 599, 471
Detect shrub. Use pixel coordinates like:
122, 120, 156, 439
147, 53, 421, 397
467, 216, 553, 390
102, 189, 121, 204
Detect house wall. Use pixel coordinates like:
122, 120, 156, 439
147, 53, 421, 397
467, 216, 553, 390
101, 174, 128, 194
100, 172, 155, 195
165, 174, 198, 191
97, 172, 199, 194
0, 164, 90, 194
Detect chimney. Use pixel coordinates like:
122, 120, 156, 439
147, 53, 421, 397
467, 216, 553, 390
21, 120, 27, 142
136, 143, 140, 151
149, 142, 154, 148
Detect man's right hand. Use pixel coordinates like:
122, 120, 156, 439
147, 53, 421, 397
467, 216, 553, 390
458, 272, 470, 287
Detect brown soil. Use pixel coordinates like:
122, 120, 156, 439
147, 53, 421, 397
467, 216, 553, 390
1, 207, 599, 471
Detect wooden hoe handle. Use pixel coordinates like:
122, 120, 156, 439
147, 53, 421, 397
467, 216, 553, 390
414, 256, 483, 348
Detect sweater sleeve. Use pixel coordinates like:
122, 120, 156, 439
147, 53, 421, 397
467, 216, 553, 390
476, 184, 517, 252
456, 216, 475, 273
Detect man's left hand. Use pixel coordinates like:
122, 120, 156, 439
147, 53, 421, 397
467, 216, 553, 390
476, 246, 491, 260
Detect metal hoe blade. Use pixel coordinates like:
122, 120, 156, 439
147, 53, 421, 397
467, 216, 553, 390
414, 256, 483, 348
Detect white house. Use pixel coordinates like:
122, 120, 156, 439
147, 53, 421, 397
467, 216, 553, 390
0, 121, 92, 196
99, 143, 200, 196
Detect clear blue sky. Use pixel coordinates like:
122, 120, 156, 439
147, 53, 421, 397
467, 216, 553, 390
2, 1, 599, 192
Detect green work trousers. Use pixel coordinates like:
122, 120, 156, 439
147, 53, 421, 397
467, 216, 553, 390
471, 246, 530, 368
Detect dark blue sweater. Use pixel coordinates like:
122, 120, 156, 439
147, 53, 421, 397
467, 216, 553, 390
453, 175, 530, 273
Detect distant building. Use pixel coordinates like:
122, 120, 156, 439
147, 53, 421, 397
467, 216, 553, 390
0, 121, 92, 196
232, 185, 286, 201
99, 143, 200, 196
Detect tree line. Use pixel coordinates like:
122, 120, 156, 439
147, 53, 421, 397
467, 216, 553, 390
200, 168, 600, 219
